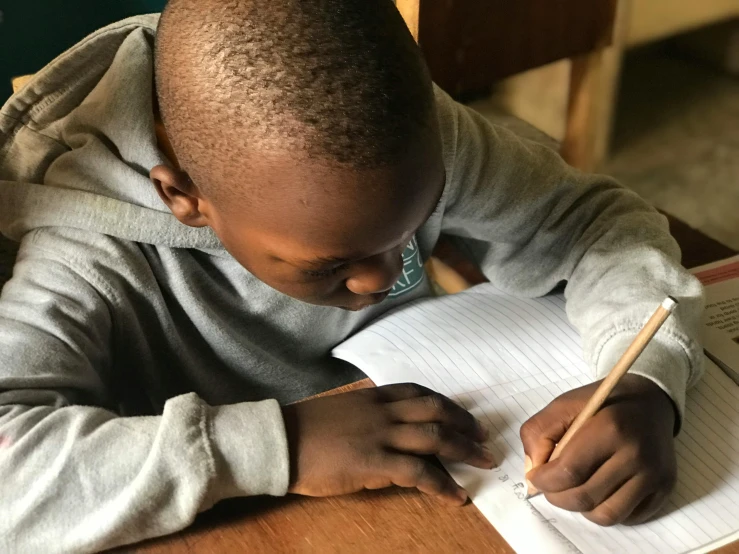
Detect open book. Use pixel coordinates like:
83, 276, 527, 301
692, 255, 739, 385
333, 284, 739, 554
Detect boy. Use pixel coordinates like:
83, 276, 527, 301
0, 1, 703, 552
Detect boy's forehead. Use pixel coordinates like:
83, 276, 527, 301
211, 128, 445, 219
237, 165, 446, 266
207, 137, 446, 259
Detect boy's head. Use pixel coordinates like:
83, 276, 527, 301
151, 0, 445, 310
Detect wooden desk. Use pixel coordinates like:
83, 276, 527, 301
132, 217, 738, 554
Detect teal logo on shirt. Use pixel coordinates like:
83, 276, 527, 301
389, 237, 425, 297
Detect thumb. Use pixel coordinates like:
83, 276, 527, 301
520, 396, 582, 472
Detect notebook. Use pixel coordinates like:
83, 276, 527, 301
332, 284, 739, 554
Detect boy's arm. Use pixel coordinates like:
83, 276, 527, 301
0, 231, 288, 553
435, 87, 704, 423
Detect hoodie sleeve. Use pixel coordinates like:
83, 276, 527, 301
435, 88, 705, 425
0, 231, 289, 553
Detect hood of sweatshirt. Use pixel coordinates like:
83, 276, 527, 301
0, 14, 224, 251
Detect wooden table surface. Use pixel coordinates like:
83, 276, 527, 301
129, 217, 738, 554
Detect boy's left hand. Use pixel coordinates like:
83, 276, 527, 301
520, 374, 677, 526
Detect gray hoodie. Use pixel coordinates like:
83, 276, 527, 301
0, 15, 704, 554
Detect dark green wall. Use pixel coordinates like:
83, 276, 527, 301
0, 1, 166, 101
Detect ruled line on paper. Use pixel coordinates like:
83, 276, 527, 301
333, 284, 739, 554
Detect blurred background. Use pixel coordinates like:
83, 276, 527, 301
1, 0, 737, 251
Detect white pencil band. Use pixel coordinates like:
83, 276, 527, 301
662, 296, 678, 312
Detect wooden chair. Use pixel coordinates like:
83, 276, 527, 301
11, 76, 33, 94
397, 0, 619, 172
397, 1, 620, 293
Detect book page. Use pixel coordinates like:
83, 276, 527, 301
333, 284, 739, 554
691, 256, 739, 385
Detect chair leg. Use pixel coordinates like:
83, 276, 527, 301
561, 0, 629, 172
425, 257, 472, 295
561, 51, 607, 172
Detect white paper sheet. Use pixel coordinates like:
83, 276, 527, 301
333, 284, 739, 554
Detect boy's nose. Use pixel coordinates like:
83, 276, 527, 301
345, 250, 403, 296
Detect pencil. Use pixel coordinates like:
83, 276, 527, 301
525, 296, 679, 499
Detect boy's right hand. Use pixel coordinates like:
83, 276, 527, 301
281, 383, 494, 505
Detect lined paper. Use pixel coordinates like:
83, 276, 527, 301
333, 284, 739, 554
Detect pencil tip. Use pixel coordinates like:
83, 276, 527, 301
525, 480, 541, 500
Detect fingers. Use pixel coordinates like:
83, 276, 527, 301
386, 393, 488, 441
384, 453, 469, 506
538, 453, 633, 513
526, 415, 619, 493
387, 423, 496, 469
623, 488, 671, 525
520, 397, 582, 468
583, 475, 654, 527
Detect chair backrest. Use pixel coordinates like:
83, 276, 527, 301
405, 0, 618, 98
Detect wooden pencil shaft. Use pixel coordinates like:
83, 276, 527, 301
526, 299, 677, 498
549, 301, 676, 462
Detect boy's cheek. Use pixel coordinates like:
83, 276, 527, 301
257, 271, 354, 306
212, 231, 363, 307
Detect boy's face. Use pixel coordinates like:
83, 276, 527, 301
154, 129, 445, 311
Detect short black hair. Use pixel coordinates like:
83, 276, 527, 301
155, 0, 435, 190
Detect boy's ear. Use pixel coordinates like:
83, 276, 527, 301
150, 165, 210, 227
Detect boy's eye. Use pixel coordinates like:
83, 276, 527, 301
302, 265, 344, 279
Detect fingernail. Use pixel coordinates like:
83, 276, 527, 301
481, 446, 496, 467
457, 488, 469, 504
476, 419, 489, 440
524, 456, 536, 497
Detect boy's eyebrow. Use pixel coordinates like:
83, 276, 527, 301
303, 255, 353, 267
292, 177, 446, 269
